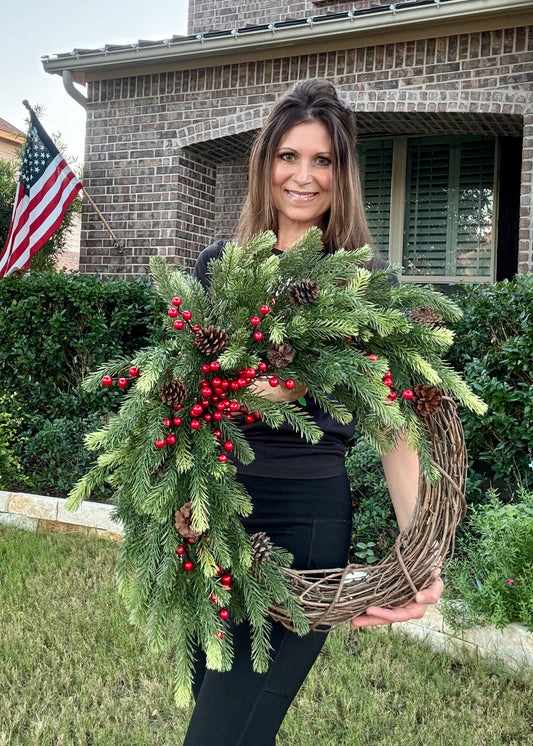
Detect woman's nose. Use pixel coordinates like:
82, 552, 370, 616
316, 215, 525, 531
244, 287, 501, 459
293, 159, 313, 185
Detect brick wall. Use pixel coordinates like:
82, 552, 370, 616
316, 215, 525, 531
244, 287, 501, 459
188, 0, 393, 35
81, 26, 533, 277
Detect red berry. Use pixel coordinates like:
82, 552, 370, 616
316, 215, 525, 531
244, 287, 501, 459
203, 413, 212, 422
383, 378, 394, 388
213, 411, 223, 421
176, 544, 185, 555
237, 378, 247, 388
402, 389, 414, 400
201, 363, 211, 373
250, 316, 261, 326
163, 418, 172, 427
174, 319, 184, 330
187, 536, 196, 544
201, 387, 213, 398
368, 353, 378, 362
193, 324, 202, 333
166, 434, 176, 445
223, 440, 234, 451
129, 366, 139, 377
190, 419, 201, 430
229, 401, 240, 412
345, 337, 352, 344
385, 371, 392, 378
183, 561, 194, 571
269, 377, 279, 387
173, 404, 183, 411
214, 387, 224, 395
171, 297, 182, 306
387, 391, 398, 402
258, 362, 267, 372
173, 416, 182, 426
212, 377, 222, 387
218, 453, 228, 463
221, 380, 229, 389
201, 399, 210, 408
191, 404, 204, 416
246, 367, 257, 378
253, 331, 263, 341
210, 361, 220, 371
215, 565, 222, 575
168, 307, 179, 318
216, 401, 226, 411
219, 609, 229, 620
211, 395, 219, 403
230, 381, 240, 391
284, 379, 295, 389
245, 414, 255, 424
102, 375, 113, 387
213, 429, 222, 438
182, 310, 192, 321
260, 304, 270, 315
117, 378, 128, 388
155, 438, 166, 449
221, 574, 232, 586
217, 631, 224, 639
210, 593, 218, 603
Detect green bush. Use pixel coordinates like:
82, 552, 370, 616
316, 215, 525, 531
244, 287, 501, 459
450, 275, 533, 499
0, 271, 159, 495
346, 439, 397, 564
441, 488, 533, 631
0, 392, 30, 491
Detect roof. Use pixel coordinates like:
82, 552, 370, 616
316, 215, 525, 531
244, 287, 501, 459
42, 0, 531, 83
0, 117, 25, 137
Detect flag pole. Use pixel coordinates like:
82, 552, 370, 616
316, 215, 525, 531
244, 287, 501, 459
22, 100, 124, 252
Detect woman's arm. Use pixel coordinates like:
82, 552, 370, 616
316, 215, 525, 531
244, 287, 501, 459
350, 432, 444, 629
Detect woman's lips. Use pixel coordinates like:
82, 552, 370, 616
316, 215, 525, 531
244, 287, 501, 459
284, 190, 319, 202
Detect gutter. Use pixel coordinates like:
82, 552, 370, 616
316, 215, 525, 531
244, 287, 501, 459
41, 0, 533, 85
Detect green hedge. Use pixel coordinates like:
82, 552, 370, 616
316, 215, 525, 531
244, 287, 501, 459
0, 271, 159, 496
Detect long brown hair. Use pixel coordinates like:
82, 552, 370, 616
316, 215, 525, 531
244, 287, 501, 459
237, 78, 373, 254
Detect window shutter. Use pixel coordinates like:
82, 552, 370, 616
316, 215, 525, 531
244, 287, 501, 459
403, 136, 495, 280
358, 139, 393, 256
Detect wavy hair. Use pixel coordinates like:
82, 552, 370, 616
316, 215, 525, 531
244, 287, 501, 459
236, 79, 373, 254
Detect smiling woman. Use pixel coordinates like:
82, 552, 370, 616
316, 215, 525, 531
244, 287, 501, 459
271, 120, 333, 249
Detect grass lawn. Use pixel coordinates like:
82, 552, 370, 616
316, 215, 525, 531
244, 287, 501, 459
1, 525, 532, 746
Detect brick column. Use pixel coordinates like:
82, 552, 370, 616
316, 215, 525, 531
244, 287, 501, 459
518, 114, 533, 273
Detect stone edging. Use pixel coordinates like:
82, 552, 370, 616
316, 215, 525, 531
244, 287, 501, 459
1, 489, 532, 670
0, 490, 123, 542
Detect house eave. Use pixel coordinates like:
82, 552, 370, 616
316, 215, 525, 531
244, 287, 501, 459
41, 0, 533, 84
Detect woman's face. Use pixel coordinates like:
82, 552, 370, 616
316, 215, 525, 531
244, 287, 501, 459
271, 120, 333, 236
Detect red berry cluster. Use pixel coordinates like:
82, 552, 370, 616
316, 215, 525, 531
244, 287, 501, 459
368, 354, 413, 402
155, 299, 296, 458
101, 366, 140, 389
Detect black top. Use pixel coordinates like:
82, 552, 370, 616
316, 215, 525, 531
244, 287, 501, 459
193, 239, 355, 479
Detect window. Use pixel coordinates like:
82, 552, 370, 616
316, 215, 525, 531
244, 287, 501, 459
359, 135, 497, 283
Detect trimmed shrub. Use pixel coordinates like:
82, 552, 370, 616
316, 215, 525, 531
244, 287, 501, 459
449, 274, 533, 500
0, 271, 159, 495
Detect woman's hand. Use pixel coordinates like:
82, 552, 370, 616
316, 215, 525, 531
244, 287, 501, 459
249, 377, 307, 403
349, 577, 444, 629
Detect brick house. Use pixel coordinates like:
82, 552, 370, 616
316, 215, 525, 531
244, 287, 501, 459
42, 0, 533, 283
0, 118, 25, 162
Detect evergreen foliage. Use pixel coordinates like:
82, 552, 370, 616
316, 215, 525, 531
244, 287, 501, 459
68, 228, 485, 704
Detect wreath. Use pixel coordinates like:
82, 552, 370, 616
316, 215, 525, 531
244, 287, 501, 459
68, 228, 486, 704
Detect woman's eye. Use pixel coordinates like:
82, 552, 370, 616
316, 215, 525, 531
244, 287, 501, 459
279, 152, 295, 161
316, 157, 331, 166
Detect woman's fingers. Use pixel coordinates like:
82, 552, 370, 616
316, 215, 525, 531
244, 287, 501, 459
349, 578, 444, 629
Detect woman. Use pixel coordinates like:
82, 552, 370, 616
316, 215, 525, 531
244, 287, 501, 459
184, 79, 443, 745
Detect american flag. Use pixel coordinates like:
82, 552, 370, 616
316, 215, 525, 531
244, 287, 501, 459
0, 110, 82, 277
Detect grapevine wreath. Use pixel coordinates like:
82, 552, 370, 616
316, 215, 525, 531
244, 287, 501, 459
68, 228, 486, 704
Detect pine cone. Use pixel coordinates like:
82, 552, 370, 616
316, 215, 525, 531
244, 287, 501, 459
408, 306, 444, 328
174, 502, 202, 539
194, 325, 229, 356
288, 279, 320, 306
266, 342, 294, 368
250, 531, 271, 564
159, 378, 187, 407
412, 385, 443, 416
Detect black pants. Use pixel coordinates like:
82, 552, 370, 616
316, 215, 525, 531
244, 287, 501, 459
183, 473, 352, 746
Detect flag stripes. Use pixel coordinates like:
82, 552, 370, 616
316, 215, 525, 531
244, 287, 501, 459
0, 112, 81, 277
